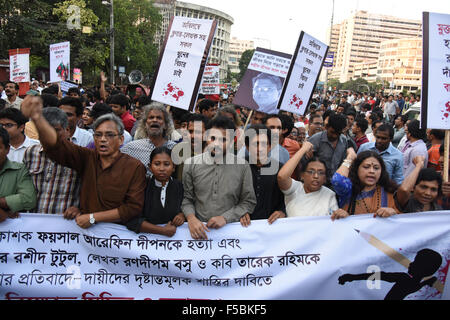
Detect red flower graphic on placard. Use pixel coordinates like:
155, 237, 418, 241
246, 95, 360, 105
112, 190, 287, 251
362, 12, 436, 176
289, 94, 303, 109
442, 101, 450, 120
163, 82, 184, 102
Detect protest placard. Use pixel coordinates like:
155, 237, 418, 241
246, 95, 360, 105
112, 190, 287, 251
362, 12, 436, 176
50, 42, 70, 83
150, 17, 217, 111
278, 32, 328, 116
73, 68, 82, 84
8, 48, 30, 83
199, 65, 220, 95
233, 48, 291, 115
422, 12, 450, 182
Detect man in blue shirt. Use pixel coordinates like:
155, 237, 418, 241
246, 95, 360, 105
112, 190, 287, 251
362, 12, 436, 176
358, 123, 404, 185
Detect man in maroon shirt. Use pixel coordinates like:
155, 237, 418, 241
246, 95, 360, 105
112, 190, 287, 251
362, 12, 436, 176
109, 93, 136, 133
352, 117, 369, 151
20, 95, 146, 229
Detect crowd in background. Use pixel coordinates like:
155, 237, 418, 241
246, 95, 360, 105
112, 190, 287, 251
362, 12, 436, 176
0, 76, 449, 240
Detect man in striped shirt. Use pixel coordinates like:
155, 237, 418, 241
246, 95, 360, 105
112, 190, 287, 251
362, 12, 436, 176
23, 107, 81, 215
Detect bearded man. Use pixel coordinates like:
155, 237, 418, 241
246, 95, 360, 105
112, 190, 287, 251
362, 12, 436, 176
121, 103, 177, 177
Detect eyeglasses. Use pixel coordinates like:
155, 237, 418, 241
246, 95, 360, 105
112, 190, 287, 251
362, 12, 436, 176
304, 170, 326, 177
311, 122, 323, 126
93, 132, 120, 140
0, 123, 17, 129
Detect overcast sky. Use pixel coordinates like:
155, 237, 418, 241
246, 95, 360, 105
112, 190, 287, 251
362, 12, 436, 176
186, 0, 449, 54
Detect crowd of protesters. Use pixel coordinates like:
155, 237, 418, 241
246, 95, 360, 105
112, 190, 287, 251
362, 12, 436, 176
0, 77, 449, 240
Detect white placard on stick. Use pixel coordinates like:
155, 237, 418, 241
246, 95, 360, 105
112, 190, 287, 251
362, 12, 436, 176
277, 32, 328, 116
421, 12, 450, 130
151, 17, 217, 111
199, 65, 220, 95
50, 42, 70, 83
8, 49, 30, 83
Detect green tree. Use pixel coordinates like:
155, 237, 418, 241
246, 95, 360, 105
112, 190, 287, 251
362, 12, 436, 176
0, 0, 162, 85
238, 49, 254, 82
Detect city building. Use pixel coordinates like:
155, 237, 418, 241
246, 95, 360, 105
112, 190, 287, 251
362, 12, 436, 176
329, 11, 422, 83
377, 37, 422, 93
228, 37, 255, 74
153, 0, 234, 81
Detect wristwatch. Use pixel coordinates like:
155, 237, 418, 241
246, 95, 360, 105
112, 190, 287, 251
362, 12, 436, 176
89, 213, 96, 225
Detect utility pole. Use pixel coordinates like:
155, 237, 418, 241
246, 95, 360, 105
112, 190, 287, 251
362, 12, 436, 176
103, 0, 114, 85
110, 0, 114, 85
325, 0, 335, 97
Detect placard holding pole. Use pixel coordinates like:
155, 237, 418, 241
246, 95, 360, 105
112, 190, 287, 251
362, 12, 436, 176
277, 31, 328, 116
150, 17, 217, 112
49, 42, 70, 82
421, 12, 450, 130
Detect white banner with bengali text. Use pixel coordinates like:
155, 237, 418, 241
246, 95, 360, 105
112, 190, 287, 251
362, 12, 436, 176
0, 212, 449, 300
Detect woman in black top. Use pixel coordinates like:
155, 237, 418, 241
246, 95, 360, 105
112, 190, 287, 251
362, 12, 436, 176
126, 147, 185, 236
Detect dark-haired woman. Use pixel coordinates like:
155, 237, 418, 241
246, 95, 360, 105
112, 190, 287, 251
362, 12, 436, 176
126, 147, 185, 237
331, 149, 399, 220
278, 141, 338, 217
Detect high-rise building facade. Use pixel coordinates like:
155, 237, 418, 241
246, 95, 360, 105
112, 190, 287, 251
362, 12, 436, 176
329, 11, 422, 83
228, 37, 255, 74
153, 0, 234, 81
377, 37, 422, 93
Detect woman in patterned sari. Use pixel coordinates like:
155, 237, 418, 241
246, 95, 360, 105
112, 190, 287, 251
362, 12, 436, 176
331, 149, 399, 220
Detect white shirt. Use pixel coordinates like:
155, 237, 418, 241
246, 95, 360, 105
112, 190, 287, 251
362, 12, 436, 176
71, 126, 94, 147
7, 135, 40, 163
282, 179, 338, 218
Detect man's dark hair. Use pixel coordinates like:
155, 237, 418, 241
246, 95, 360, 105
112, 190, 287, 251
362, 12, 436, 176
278, 114, 295, 138
430, 129, 445, 141
371, 119, 384, 131
376, 123, 394, 140
41, 93, 60, 109
109, 94, 130, 109
416, 168, 442, 195
42, 85, 59, 95
188, 113, 210, 127
245, 124, 272, 148
310, 113, 323, 123
206, 115, 236, 131
58, 96, 84, 117
322, 109, 335, 122
198, 99, 216, 113
355, 118, 369, 134
346, 110, 356, 118
0, 99, 5, 112
68, 87, 81, 96
90, 103, 113, 120
0, 127, 10, 148
5, 81, 19, 91
407, 120, 426, 140
263, 114, 281, 125
0, 108, 28, 127
136, 95, 151, 107
171, 107, 191, 122
327, 113, 347, 134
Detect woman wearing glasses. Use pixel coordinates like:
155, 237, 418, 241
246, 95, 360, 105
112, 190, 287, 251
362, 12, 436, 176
277, 141, 339, 217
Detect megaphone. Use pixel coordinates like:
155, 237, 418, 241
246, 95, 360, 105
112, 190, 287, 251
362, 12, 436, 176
128, 70, 143, 84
